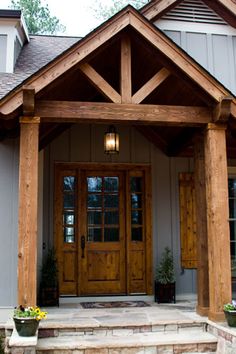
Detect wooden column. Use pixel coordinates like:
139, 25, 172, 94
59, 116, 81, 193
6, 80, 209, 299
204, 123, 231, 321
18, 116, 40, 306
194, 135, 209, 316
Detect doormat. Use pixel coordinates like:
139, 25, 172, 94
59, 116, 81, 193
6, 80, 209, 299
80, 301, 150, 309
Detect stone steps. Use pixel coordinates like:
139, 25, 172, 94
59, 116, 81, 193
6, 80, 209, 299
36, 331, 217, 353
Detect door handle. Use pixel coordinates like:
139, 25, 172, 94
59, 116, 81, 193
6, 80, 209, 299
81, 235, 85, 258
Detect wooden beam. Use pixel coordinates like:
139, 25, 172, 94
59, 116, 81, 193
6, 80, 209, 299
141, 0, 179, 20
194, 135, 209, 317
79, 63, 121, 103
213, 96, 232, 122
120, 35, 132, 103
132, 68, 170, 104
18, 116, 40, 307
129, 11, 230, 102
135, 126, 168, 154
23, 87, 35, 116
35, 100, 212, 126
204, 123, 231, 321
0, 11, 130, 115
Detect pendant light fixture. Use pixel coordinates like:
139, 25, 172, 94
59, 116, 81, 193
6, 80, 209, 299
104, 125, 119, 154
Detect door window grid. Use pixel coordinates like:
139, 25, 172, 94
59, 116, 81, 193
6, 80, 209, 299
63, 176, 76, 243
87, 176, 120, 242
130, 176, 143, 242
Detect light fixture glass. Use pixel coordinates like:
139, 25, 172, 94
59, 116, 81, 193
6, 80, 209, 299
104, 125, 119, 154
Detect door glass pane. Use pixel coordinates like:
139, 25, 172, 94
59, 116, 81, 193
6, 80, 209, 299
63, 212, 74, 225
104, 177, 119, 192
104, 228, 119, 242
88, 194, 102, 209
131, 177, 142, 192
132, 227, 142, 241
229, 179, 236, 198
88, 227, 102, 242
131, 194, 142, 209
64, 227, 75, 243
230, 221, 236, 242
104, 195, 119, 208
105, 211, 119, 225
63, 176, 75, 191
131, 210, 142, 225
87, 177, 102, 192
63, 194, 75, 209
88, 211, 102, 225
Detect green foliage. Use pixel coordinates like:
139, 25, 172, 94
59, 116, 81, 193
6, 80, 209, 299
91, 0, 150, 21
224, 301, 236, 312
155, 247, 175, 284
40, 248, 58, 287
10, 0, 65, 34
0, 335, 4, 354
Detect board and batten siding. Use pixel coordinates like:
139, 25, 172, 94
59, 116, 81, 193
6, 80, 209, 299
156, 25, 236, 96
0, 140, 18, 306
43, 124, 196, 299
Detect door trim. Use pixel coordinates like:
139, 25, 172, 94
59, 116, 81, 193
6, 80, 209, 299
54, 163, 153, 296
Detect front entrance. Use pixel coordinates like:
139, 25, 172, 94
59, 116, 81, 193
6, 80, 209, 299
55, 163, 152, 296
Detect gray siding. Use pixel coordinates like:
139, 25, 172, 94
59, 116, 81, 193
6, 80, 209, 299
43, 124, 195, 299
14, 36, 21, 67
0, 140, 19, 306
0, 35, 7, 73
164, 30, 236, 95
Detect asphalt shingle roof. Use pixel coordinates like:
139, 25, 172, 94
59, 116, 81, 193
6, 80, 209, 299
0, 35, 80, 100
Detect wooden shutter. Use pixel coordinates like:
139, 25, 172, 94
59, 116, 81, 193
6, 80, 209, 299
179, 173, 197, 269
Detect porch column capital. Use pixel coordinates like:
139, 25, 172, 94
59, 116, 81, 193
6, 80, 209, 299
20, 116, 40, 124
206, 123, 227, 131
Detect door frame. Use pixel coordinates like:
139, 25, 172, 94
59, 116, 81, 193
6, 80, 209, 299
54, 162, 153, 296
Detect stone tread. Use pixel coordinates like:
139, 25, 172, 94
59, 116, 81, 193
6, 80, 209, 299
36, 331, 217, 350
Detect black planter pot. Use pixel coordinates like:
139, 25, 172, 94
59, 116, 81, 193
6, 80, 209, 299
155, 281, 176, 303
13, 318, 39, 337
224, 310, 236, 327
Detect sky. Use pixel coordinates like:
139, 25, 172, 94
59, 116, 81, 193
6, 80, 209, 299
0, 0, 110, 37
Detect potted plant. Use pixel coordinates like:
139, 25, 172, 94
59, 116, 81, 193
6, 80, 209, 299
13, 305, 47, 337
224, 301, 236, 327
155, 247, 176, 303
39, 248, 59, 306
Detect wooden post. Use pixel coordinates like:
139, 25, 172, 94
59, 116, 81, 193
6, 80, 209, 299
194, 135, 209, 316
18, 116, 40, 306
120, 35, 132, 103
204, 123, 231, 321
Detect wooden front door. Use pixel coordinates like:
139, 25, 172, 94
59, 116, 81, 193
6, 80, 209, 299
55, 164, 152, 296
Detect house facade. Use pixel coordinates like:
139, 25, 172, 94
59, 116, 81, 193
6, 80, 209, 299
0, 0, 236, 322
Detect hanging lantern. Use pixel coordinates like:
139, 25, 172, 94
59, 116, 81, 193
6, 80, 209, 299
104, 125, 119, 154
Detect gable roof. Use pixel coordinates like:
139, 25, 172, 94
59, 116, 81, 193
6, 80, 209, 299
0, 5, 235, 117
0, 35, 79, 100
141, 0, 236, 26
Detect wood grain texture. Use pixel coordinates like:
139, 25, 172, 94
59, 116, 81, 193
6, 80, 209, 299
79, 63, 121, 103
213, 96, 232, 122
194, 136, 209, 316
141, 0, 179, 20
18, 118, 39, 306
204, 124, 232, 321
121, 35, 132, 103
23, 87, 35, 116
132, 68, 170, 104
179, 173, 197, 269
35, 100, 212, 126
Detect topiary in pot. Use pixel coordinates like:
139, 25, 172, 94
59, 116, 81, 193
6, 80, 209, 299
155, 247, 176, 303
39, 248, 59, 306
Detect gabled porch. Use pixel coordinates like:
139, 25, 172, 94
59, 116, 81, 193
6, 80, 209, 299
1, 5, 236, 323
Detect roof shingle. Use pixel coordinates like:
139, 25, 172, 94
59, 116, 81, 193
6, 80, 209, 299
0, 35, 80, 100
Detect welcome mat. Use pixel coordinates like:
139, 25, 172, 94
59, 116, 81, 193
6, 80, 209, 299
80, 301, 150, 309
